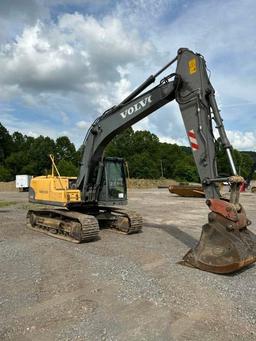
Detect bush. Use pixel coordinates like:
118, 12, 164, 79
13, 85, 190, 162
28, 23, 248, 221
0, 166, 12, 181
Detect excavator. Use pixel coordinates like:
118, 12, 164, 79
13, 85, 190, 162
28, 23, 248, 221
27, 48, 256, 274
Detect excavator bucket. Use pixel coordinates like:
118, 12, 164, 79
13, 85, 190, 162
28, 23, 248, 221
182, 198, 256, 274
183, 221, 256, 274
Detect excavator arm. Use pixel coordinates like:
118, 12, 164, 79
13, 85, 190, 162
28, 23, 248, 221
76, 75, 176, 201
77, 48, 235, 201
76, 48, 256, 273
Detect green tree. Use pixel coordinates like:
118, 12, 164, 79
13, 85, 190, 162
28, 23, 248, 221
5, 151, 30, 177
27, 136, 56, 175
129, 152, 160, 179
0, 123, 13, 164
159, 143, 184, 179
12, 131, 25, 151
132, 130, 159, 155
1, 121, 256, 183
55, 136, 77, 163
216, 140, 254, 178
237, 153, 253, 178
0, 166, 12, 181
57, 159, 78, 176
105, 127, 134, 158
173, 157, 199, 182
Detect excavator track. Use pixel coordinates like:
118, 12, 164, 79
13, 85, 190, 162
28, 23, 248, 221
26, 209, 99, 243
96, 207, 143, 234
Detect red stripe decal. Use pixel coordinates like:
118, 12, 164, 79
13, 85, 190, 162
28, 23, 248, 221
191, 143, 199, 150
188, 131, 196, 138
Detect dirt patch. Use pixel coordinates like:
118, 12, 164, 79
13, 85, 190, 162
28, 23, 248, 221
0, 181, 16, 192
127, 178, 177, 188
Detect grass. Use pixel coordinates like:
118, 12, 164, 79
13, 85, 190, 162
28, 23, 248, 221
0, 200, 17, 207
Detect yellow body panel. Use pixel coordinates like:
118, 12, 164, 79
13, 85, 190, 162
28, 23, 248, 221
29, 175, 81, 206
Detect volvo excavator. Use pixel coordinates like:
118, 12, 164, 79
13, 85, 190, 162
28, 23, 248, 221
27, 48, 256, 274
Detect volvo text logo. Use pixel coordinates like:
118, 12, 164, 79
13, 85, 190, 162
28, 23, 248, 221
120, 95, 152, 119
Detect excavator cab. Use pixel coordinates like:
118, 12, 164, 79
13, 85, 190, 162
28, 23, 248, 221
98, 157, 127, 205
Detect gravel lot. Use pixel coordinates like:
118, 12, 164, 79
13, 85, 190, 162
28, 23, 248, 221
0, 189, 256, 340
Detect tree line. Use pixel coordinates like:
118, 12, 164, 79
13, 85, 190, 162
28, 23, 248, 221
0, 123, 80, 181
0, 122, 255, 182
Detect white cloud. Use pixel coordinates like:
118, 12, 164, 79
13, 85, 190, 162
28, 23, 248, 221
133, 117, 153, 132
26, 130, 39, 138
0, 1, 50, 45
59, 111, 69, 124
159, 136, 188, 146
0, 0, 256, 152
115, 0, 174, 31
227, 130, 256, 151
0, 13, 155, 110
76, 120, 90, 129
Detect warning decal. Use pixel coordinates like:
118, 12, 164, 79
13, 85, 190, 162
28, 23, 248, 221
188, 58, 197, 74
188, 130, 199, 151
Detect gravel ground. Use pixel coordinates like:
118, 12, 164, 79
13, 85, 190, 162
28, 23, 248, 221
0, 189, 256, 340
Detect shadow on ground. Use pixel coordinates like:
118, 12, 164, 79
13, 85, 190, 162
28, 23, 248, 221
144, 222, 197, 248
145, 222, 256, 277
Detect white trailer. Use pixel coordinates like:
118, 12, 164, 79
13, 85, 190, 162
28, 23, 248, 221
15, 175, 32, 192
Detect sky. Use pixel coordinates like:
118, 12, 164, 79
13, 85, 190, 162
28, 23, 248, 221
0, 0, 256, 150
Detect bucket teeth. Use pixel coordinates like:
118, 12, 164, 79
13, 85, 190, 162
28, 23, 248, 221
182, 220, 256, 274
